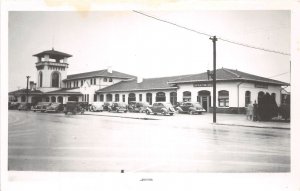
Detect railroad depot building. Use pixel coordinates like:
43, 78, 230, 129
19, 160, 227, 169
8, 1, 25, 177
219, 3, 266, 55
9, 49, 289, 113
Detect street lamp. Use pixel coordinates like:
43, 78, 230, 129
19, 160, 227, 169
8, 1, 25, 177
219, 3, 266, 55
26, 76, 30, 104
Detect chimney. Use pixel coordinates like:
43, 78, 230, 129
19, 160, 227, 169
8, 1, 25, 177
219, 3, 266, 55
137, 76, 143, 83
107, 66, 113, 73
30, 81, 34, 90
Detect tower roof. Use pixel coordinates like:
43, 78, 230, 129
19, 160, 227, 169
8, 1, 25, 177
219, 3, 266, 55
33, 48, 72, 59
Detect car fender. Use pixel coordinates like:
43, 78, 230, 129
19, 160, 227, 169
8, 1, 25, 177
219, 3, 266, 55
161, 108, 168, 113
146, 107, 152, 113
177, 107, 183, 112
189, 107, 196, 112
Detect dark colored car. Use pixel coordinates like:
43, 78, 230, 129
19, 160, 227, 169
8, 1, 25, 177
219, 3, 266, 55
45, 103, 64, 112
32, 102, 51, 112
9, 102, 20, 110
145, 102, 175, 116
177, 102, 205, 114
128, 102, 149, 113
108, 102, 128, 113
18, 103, 31, 111
103, 102, 113, 111
64, 101, 85, 115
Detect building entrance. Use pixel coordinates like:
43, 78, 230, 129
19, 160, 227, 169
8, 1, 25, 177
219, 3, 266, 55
197, 90, 211, 112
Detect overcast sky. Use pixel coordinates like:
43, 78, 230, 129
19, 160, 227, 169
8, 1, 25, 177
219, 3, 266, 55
8, 11, 290, 91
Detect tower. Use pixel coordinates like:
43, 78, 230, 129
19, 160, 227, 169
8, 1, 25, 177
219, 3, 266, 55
33, 48, 72, 92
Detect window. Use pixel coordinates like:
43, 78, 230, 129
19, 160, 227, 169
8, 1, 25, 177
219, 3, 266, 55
109, 78, 113, 82
38, 71, 43, 87
245, 91, 251, 107
94, 78, 96, 85
156, 92, 166, 102
51, 96, 56, 102
76, 81, 79, 87
90, 79, 93, 85
21, 95, 26, 102
183, 91, 191, 102
104, 78, 107, 82
115, 94, 119, 102
122, 95, 125, 102
51, 72, 60, 87
106, 94, 112, 102
81, 80, 83, 86
271, 93, 276, 101
139, 94, 142, 102
94, 94, 97, 102
128, 93, 136, 103
45, 97, 50, 102
100, 94, 104, 102
87, 94, 89, 103
218, 90, 229, 107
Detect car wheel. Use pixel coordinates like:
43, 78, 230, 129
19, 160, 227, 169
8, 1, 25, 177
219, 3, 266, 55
116, 109, 119, 113
146, 110, 150, 115
162, 110, 167, 116
189, 110, 193, 115
170, 113, 174, 116
124, 110, 128, 113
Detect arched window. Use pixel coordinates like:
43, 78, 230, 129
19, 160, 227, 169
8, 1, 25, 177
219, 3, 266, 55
245, 91, 251, 107
156, 92, 166, 102
38, 71, 43, 87
183, 91, 191, 102
106, 94, 112, 102
21, 95, 26, 102
100, 94, 104, 102
146, 93, 152, 105
115, 94, 119, 102
58, 96, 63, 103
218, 90, 229, 107
94, 94, 97, 102
51, 96, 56, 102
170, 92, 177, 105
128, 93, 136, 103
45, 97, 50, 102
51, 72, 60, 88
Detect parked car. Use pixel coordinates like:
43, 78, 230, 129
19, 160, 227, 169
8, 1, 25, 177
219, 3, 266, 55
103, 102, 113, 111
108, 102, 128, 113
128, 102, 149, 113
9, 102, 20, 110
18, 103, 31, 111
90, 102, 104, 112
32, 102, 51, 112
177, 102, 205, 114
145, 102, 175, 116
45, 103, 64, 113
64, 101, 85, 115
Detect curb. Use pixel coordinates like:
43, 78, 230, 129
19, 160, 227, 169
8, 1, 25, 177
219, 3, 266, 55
214, 123, 290, 130
83, 113, 159, 120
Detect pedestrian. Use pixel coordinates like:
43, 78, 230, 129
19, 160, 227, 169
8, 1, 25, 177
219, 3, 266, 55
252, 100, 258, 121
246, 102, 253, 120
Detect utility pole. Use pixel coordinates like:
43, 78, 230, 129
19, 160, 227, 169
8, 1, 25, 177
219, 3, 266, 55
26, 76, 30, 104
209, 36, 217, 123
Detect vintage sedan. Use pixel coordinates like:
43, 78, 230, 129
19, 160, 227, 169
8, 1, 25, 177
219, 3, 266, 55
177, 102, 205, 115
45, 103, 64, 113
90, 102, 104, 112
145, 102, 175, 116
128, 102, 149, 113
108, 102, 128, 113
18, 103, 31, 111
9, 102, 20, 110
31, 102, 51, 112
64, 101, 85, 115
103, 102, 113, 111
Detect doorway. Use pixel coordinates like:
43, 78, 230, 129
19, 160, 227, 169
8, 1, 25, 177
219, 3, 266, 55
197, 90, 211, 112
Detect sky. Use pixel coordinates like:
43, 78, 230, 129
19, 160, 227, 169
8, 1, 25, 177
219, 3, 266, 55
8, 11, 290, 91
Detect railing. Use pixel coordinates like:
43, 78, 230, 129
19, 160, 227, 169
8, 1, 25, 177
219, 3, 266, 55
35, 61, 69, 67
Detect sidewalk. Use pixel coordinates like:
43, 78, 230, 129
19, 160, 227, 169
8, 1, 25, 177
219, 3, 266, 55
84, 111, 290, 130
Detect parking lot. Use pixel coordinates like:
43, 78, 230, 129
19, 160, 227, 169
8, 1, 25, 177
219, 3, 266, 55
8, 110, 290, 172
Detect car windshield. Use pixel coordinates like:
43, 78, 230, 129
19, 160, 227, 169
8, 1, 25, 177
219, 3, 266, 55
117, 103, 127, 107
164, 103, 173, 108
192, 103, 202, 107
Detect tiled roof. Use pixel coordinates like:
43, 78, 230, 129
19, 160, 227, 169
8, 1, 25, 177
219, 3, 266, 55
46, 88, 82, 95
65, 69, 136, 81
97, 74, 192, 93
9, 89, 43, 95
169, 68, 289, 86
33, 49, 72, 58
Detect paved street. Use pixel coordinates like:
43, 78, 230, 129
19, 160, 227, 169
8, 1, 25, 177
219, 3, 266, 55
8, 110, 290, 172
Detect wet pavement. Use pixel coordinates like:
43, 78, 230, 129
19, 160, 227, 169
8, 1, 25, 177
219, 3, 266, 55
8, 110, 290, 172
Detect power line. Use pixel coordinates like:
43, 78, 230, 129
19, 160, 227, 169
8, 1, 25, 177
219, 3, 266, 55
132, 10, 290, 56
268, 71, 290, 78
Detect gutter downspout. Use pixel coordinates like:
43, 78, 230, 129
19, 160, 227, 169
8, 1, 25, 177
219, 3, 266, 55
237, 82, 244, 114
